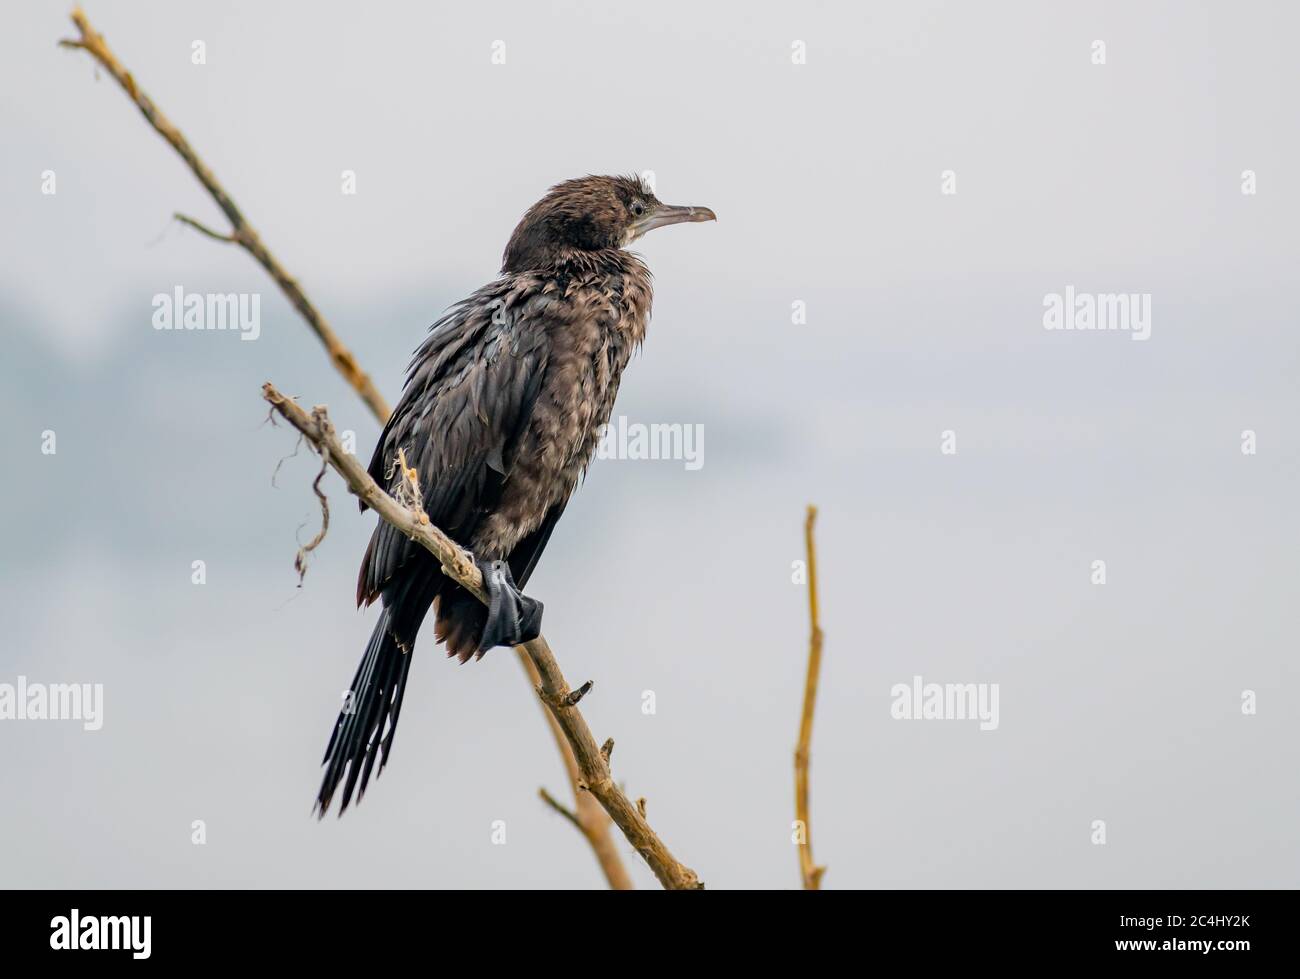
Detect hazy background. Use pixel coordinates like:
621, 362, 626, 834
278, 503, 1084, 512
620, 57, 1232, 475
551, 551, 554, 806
1, 0, 1296, 889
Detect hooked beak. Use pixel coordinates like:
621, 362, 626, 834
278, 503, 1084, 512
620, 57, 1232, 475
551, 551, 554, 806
628, 203, 717, 241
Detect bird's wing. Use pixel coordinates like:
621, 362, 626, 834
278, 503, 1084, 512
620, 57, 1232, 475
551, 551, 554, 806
357, 280, 552, 609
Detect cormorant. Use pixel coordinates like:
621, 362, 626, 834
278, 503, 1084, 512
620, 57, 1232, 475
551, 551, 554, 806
316, 174, 715, 815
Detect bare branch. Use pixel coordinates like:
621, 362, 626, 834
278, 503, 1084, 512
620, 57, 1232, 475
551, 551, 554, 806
263, 384, 702, 890
513, 648, 634, 889
796, 505, 827, 890
59, 6, 389, 422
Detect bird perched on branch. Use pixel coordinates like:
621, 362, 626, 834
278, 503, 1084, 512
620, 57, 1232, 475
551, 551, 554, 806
316, 174, 715, 815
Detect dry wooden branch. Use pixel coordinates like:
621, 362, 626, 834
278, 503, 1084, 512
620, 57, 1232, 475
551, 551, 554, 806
58, 6, 389, 422
263, 383, 702, 890
795, 505, 827, 890
519, 648, 633, 889
60, 5, 631, 889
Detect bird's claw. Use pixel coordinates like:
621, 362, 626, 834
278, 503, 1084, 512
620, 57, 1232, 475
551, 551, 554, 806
477, 559, 543, 652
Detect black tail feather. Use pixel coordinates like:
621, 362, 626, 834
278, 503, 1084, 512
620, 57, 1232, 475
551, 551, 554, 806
434, 585, 488, 664
316, 608, 414, 817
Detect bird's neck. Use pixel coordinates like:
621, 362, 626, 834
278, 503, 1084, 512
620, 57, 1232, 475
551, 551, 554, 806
530, 246, 648, 281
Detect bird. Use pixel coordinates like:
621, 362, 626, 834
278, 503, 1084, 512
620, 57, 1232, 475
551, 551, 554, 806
315, 174, 715, 816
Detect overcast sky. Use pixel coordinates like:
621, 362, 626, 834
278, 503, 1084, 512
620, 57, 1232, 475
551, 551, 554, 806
1, 0, 1296, 889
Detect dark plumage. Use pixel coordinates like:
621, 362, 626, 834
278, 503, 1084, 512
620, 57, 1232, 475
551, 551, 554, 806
316, 174, 715, 816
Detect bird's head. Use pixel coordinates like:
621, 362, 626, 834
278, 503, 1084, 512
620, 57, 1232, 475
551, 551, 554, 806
502, 174, 715, 273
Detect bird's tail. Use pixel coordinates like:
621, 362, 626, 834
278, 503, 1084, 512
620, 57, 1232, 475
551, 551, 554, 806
316, 607, 413, 817
434, 585, 488, 664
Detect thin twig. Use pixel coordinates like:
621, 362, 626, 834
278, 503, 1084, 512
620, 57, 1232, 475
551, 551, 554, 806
173, 212, 240, 244
60, 5, 632, 889
263, 384, 702, 890
538, 788, 582, 831
564, 681, 594, 707
796, 505, 827, 889
294, 448, 330, 584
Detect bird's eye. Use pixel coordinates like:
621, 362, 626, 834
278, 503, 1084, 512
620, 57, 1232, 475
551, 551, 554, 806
631, 201, 645, 217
